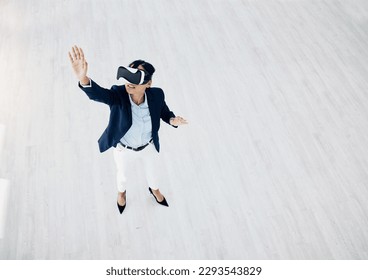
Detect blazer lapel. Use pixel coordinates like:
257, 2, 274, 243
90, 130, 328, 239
146, 89, 158, 131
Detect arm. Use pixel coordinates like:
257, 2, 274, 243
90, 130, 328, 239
160, 91, 188, 127
78, 78, 116, 105
69, 46, 117, 105
161, 100, 177, 127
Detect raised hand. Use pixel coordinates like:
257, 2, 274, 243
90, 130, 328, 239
68, 45, 89, 84
170, 116, 188, 126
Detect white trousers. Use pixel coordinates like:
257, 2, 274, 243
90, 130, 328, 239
113, 142, 163, 192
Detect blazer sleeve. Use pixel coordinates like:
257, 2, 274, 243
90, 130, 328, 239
78, 79, 118, 106
160, 92, 178, 128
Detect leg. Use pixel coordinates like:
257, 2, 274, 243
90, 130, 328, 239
113, 145, 136, 206
143, 144, 168, 204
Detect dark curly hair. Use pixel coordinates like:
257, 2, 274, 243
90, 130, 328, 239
129, 60, 155, 83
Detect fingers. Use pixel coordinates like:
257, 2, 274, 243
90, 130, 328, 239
71, 45, 83, 60
174, 116, 188, 125
71, 46, 78, 60
68, 52, 73, 63
178, 116, 187, 122
69, 45, 86, 64
79, 47, 85, 59
74, 45, 81, 59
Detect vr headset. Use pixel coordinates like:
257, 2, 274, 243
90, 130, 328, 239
116, 66, 152, 85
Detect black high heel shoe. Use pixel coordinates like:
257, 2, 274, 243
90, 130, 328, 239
117, 193, 126, 214
149, 187, 169, 207
117, 202, 126, 214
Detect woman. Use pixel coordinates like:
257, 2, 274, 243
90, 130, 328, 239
68, 45, 187, 214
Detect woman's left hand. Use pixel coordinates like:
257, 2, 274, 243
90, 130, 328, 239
170, 116, 188, 126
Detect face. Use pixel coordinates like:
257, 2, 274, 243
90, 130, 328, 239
125, 65, 152, 95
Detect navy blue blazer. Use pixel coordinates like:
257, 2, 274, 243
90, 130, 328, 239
79, 80, 176, 153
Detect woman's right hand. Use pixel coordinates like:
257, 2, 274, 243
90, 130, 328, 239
68, 45, 89, 84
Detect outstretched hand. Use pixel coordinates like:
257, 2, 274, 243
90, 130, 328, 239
170, 116, 188, 126
68, 45, 89, 83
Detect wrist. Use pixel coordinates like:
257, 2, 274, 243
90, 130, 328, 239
79, 76, 90, 85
